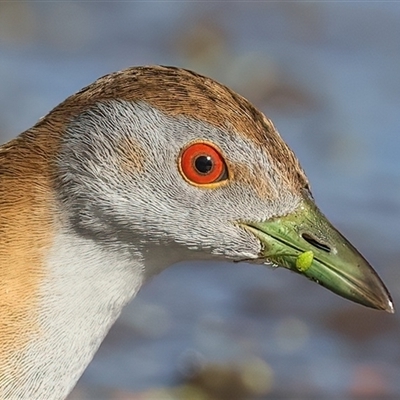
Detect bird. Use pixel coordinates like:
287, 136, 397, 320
0, 65, 393, 399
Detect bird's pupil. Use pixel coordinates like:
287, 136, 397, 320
194, 155, 213, 174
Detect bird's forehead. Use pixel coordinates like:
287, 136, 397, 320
74, 66, 277, 147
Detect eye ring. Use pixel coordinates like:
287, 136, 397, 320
178, 141, 229, 186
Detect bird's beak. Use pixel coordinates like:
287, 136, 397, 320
242, 196, 394, 313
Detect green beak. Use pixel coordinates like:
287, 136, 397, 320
242, 197, 394, 313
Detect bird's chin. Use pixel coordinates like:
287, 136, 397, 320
238, 197, 394, 313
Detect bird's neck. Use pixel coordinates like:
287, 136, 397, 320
0, 134, 141, 399
2, 228, 145, 399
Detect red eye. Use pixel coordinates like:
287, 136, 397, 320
179, 142, 228, 185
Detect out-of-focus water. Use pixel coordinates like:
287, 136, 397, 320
1, 3, 400, 398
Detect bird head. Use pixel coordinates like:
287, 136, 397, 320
39, 66, 392, 312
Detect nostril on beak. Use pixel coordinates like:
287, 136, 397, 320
302, 233, 331, 253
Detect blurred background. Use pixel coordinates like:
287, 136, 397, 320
1, 2, 400, 399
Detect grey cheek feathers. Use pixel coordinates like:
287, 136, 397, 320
55, 100, 301, 261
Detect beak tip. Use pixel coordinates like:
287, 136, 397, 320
361, 279, 395, 314
372, 278, 395, 314
371, 288, 395, 313
385, 299, 395, 314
